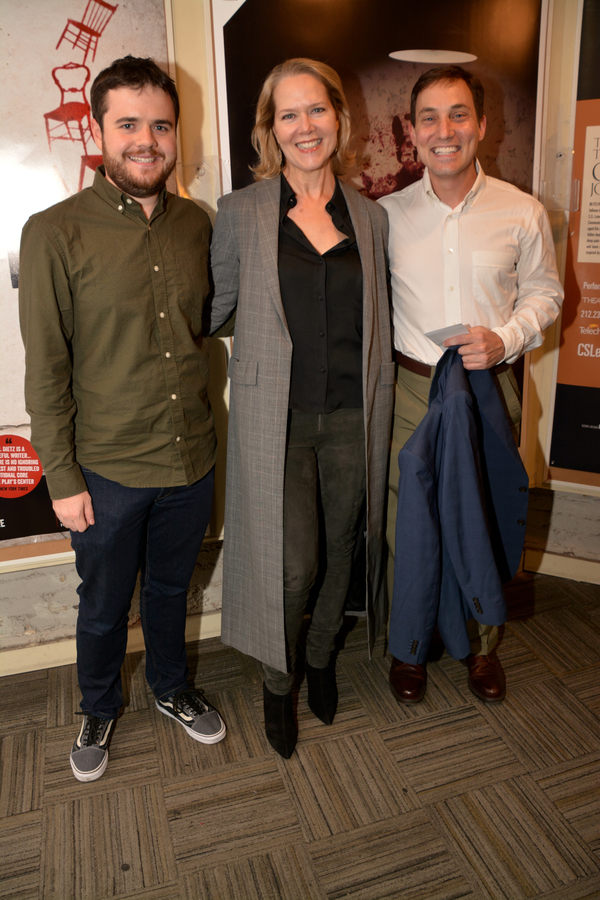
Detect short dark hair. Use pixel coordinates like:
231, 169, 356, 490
91, 55, 179, 129
410, 65, 484, 126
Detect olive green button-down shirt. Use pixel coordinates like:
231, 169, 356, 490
19, 168, 216, 500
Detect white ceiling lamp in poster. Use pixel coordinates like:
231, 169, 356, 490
389, 50, 477, 63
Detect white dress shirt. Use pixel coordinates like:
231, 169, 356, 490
378, 163, 564, 366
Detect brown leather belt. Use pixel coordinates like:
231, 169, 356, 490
395, 350, 510, 378
395, 351, 433, 377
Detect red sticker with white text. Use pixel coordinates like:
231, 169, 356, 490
0, 435, 44, 497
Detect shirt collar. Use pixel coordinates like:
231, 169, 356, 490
468, 160, 486, 206
278, 172, 350, 223
279, 173, 296, 223
421, 159, 486, 211
92, 165, 167, 217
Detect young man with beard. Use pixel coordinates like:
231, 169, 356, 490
19, 57, 226, 782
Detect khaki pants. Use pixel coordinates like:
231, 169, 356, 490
387, 363, 522, 657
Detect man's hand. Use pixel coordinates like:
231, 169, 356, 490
443, 326, 505, 370
53, 491, 95, 532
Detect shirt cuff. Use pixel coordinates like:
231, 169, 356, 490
45, 465, 89, 502
491, 325, 523, 366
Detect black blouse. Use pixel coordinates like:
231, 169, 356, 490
278, 174, 364, 414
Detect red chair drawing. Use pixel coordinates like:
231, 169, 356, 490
56, 0, 118, 65
79, 154, 103, 191
44, 63, 93, 152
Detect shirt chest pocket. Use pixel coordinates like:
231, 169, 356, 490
472, 250, 518, 312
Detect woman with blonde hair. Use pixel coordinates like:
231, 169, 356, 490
210, 58, 393, 758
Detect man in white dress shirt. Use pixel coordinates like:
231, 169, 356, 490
378, 66, 563, 704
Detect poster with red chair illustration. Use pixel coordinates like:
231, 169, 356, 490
56, 0, 118, 65
1, 0, 170, 542
44, 63, 93, 151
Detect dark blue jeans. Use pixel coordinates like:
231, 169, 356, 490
70, 467, 214, 719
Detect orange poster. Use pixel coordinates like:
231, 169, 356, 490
549, 97, 600, 481
556, 100, 600, 388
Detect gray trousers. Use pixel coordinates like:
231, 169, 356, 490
263, 408, 366, 694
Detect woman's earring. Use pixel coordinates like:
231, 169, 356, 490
278, 146, 283, 167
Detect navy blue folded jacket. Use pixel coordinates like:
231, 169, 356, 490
389, 348, 529, 664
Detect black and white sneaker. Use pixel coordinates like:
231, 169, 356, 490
156, 688, 226, 744
70, 714, 115, 782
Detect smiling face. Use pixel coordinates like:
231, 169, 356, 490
271, 73, 339, 180
409, 78, 486, 201
91, 85, 177, 202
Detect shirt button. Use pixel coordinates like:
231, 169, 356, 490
159, 312, 165, 318
117, 205, 123, 211
320, 367, 326, 373
126, 198, 132, 204
449, 285, 455, 291
165, 352, 171, 358
449, 248, 454, 253
171, 394, 177, 400
517, 519, 525, 526
176, 436, 181, 442
154, 265, 159, 272
319, 332, 324, 337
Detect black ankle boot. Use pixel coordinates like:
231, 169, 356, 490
263, 684, 297, 759
305, 661, 338, 725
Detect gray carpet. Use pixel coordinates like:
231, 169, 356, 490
1, 572, 599, 900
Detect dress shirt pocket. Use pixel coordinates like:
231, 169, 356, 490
228, 357, 258, 385
472, 250, 518, 311
380, 362, 396, 386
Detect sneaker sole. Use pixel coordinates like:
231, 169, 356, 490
155, 700, 226, 744
70, 752, 109, 782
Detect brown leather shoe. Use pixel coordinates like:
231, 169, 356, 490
464, 650, 506, 702
389, 658, 427, 703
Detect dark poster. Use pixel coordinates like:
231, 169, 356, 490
0, 435, 67, 541
549, 0, 600, 482
215, 0, 542, 198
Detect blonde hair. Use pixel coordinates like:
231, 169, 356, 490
251, 58, 355, 180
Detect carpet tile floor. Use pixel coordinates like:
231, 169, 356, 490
1, 571, 599, 900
